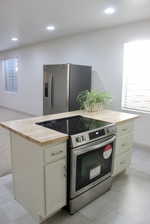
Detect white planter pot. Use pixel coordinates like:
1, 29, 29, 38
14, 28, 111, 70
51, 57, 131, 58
84, 103, 103, 112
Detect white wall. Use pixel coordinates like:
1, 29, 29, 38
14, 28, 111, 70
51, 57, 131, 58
0, 19, 150, 146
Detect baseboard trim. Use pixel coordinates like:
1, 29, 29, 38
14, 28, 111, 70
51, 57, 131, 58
134, 142, 150, 150
0, 105, 36, 117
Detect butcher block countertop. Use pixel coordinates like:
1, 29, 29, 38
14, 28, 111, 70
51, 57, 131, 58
0, 110, 139, 146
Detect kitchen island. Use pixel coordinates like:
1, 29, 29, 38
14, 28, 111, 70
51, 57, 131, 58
0, 110, 139, 223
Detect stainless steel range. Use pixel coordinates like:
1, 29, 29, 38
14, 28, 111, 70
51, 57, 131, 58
37, 115, 116, 214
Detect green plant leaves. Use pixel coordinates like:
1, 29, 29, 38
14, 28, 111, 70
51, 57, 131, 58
76, 90, 112, 110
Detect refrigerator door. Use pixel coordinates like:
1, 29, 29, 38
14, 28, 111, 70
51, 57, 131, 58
69, 64, 91, 111
43, 64, 69, 115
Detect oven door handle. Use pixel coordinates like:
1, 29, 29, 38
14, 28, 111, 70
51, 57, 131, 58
74, 136, 116, 156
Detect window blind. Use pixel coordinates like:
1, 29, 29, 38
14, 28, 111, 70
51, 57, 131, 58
122, 40, 150, 113
3, 58, 18, 92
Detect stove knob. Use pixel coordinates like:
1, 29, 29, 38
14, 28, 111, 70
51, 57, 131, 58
76, 136, 82, 143
107, 128, 110, 133
82, 136, 86, 141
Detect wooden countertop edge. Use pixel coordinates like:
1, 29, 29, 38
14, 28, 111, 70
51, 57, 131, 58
0, 123, 69, 146
0, 111, 140, 146
80, 114, 140, 124
112, 115, 140, 124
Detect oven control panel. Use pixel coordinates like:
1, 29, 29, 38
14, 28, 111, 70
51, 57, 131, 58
72, 129, 105, 147
71, 125, 116, 148
89, 129, 105, 140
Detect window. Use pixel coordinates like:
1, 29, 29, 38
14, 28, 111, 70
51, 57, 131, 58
3, 58, 18, 92
122, 40, 150, 113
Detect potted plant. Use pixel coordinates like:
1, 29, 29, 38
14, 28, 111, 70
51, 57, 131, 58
76, 90, 112, 112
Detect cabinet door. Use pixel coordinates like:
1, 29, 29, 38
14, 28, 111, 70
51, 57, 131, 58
112, 150, 132, 176
115, 134, 133, 156
45, 159, 66, 216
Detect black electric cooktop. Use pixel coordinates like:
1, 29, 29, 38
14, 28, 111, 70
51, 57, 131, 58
37, 116, 111, 135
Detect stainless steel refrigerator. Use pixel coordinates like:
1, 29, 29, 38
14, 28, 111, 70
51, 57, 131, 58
43, 64, 91, 115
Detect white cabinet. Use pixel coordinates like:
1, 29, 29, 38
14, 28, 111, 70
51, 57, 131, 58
0, 127, 11, 176
112, 120, 134, 176
115, 134, 133, 155
45, 159, 66, 216
10, 133, 67, 221
113, 151, 132, 176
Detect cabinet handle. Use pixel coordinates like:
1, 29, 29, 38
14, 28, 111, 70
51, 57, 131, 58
122, 143, 126, 147
122, 128, 127, 132
120, 160, 126, 165
64, 165, 66, 177
51, 150, 63, 156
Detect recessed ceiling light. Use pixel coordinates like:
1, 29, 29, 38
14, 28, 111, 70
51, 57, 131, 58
46, 25, 55, 31
104, 7, 115, 15
11, 37, 19, 41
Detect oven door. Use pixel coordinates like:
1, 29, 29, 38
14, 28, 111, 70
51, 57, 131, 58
70, 135, 116, 198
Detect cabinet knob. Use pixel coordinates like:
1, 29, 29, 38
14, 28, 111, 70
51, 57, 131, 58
51, 150, 63, 156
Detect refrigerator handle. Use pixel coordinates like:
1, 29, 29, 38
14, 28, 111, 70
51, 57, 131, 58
44, 82, 48, 97
51, 73, 54, 107
48, 73, 53, 108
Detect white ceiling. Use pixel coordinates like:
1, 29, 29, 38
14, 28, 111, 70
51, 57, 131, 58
1, 0, 150, 52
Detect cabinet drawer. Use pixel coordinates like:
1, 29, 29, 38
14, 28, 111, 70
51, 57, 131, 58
113, 150, 132, 176
115, 134, 133, 155
117, 121, 134, 136
45, 142, 66, 164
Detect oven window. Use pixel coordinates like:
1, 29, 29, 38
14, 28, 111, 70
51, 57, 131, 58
76, 144, 113, 191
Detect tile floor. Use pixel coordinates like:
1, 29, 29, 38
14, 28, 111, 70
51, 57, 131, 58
0, 107, 150, 224
0, 147, 150, 224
